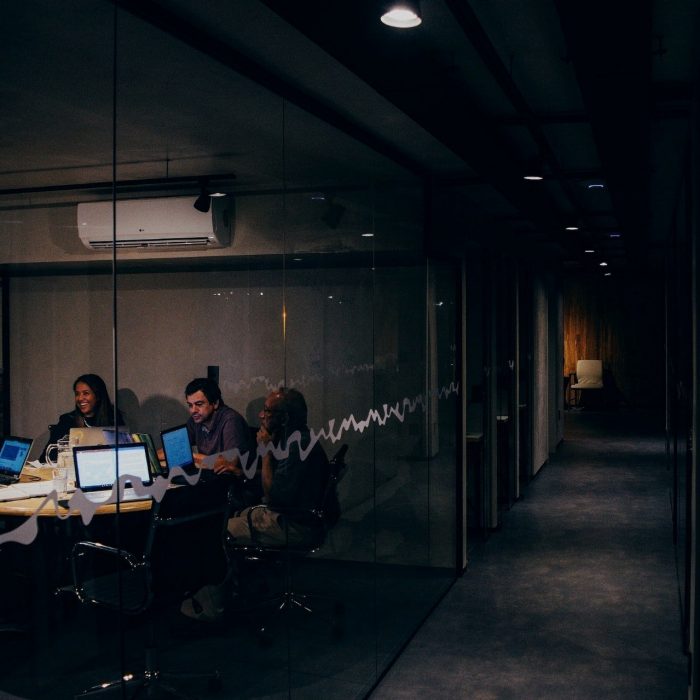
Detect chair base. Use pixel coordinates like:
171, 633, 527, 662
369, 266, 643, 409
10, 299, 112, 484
234, 586, 344, 644
75, 647, 221, 699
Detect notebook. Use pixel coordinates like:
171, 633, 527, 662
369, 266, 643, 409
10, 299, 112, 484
0, 436, 34, 486
0, 479, 72, 501
131, 433, 166, 476
160, 424, 197, 476
73, 443, 153, 503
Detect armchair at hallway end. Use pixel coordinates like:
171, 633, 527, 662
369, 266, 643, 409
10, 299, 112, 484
69, 488, 232, 699
569, 359, 604, 408
227, 443, 349, 644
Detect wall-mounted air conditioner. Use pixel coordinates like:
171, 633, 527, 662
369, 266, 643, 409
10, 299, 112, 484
77, 196, 233, 250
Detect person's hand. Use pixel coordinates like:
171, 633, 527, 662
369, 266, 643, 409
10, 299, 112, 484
212, 455, 242, 476
257, 426, 273, 445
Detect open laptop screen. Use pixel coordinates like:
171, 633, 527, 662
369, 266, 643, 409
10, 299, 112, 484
0, 436, 33, 480
73, 443, 152, 492
160, 424, 195, 475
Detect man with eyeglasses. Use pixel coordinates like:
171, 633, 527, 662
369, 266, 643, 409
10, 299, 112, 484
227, 386, 329, 547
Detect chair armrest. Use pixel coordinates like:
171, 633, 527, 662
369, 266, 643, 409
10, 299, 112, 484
71, 541, 151, 614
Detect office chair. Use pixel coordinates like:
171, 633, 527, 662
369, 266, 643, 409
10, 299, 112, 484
228, 443, 348, 643
69, 487, 232, 698
569, 359, 604, 408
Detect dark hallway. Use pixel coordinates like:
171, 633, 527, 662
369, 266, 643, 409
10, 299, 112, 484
370, 410, 687, 698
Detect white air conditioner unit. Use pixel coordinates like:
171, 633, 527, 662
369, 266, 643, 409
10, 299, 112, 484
77, 196, 233, 250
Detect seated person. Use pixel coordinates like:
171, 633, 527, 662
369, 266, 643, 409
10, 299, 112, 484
227, 387, 329, 548
184, 377, 250, 474
179, 378, 257, 506
40, 373, 124, 462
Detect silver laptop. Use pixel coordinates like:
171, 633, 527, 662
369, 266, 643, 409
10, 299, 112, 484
69, 426, 132, 447
73, 443, 153, 503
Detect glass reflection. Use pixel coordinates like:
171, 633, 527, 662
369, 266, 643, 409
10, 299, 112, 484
0, 2, 459, 699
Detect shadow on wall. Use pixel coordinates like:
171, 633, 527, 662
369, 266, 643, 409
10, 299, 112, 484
117, 388, 189, 447
245, 396, 265, 429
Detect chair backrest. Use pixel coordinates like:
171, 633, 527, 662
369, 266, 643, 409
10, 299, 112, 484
575, 359, 603, 387
71, 486, 233, 614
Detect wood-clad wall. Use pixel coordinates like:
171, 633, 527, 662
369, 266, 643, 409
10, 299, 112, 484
563, 272, 665, 412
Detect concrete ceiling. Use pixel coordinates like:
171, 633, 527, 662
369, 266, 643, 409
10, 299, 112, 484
1, 0, 697, 271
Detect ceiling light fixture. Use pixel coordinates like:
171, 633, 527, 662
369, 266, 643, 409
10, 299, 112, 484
193, 180, 211, 212
599, 261, 608, 267
194, 179, 228, 211
380, 1, 422, 28
584, 249, 595, 253
565, 225, 579, 231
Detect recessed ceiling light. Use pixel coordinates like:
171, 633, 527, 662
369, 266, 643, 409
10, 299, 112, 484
380, 2, 422, 28
292, 257, 303, 262
584, 249, 595, 253
565, 226, 579, 231
604, 272, 612, 277
609, 232, 621, 238
310, 192, 326, 201
587, 182, 605, 189
362, 232, 374, 237
523, 175, 544, 181
599, 261, 608, 267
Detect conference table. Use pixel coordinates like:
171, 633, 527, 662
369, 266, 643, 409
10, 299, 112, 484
0, 465, 156, 519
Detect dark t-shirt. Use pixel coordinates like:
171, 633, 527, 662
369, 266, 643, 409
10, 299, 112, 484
268, 428, 329, 523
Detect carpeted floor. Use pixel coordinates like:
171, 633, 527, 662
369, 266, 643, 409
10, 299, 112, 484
369, 409, 689, 699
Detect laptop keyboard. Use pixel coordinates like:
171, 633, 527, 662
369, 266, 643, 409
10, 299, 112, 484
82, 488, 150, 503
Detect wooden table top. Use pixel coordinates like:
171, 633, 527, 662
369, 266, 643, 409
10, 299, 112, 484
0, 466, 152, 518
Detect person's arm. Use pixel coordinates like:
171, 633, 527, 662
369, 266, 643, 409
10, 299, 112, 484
211, 412, 249, 475
257, 425, 275, 498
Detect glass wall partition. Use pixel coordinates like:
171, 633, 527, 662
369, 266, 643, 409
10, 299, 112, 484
0, 2, 459, 698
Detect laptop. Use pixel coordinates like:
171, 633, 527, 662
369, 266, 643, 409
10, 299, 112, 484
0, 436, 34, 486
160, 424, 197, 477
69, 426, 132, 447
73, 443, 153, 503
